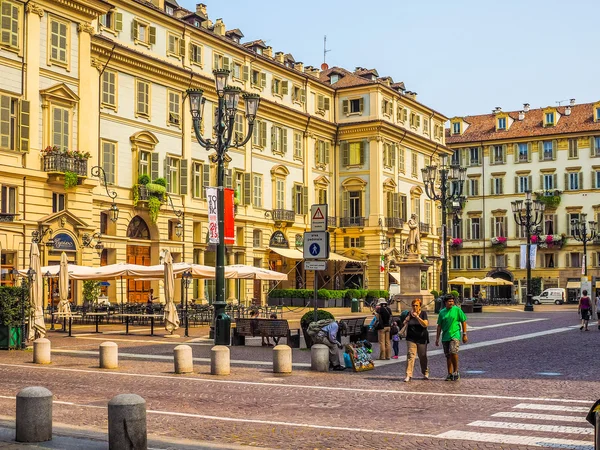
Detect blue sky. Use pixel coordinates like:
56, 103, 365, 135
179, 0, 599, 117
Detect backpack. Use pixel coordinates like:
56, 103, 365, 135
307, 319, 334, 337
390, 321, 399, 336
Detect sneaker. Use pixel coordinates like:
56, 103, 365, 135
580, 326, 584, 331
453, 372, 460, 381
423, 369, 430, 380
445, 373, 454, 381
332, 365, 346, 371
392, 355, 399, 359
404, 376, 410, 382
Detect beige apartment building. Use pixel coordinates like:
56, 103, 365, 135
446, 101, 600, 302
0, 0, 449, 305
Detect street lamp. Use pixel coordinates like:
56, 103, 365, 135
91, 166, 119, 222
511, 191, 545, 311
32, 228, 54, 248
187, 71, 260, 345
421, 156, 466, 295
23, 267, 36, 348
81, 232, 104, 255
570, 213, 597, 276
165, 193, 184, 239
182, 269, 192, 338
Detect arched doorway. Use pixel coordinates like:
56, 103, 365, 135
486, 269, 514, 302
126, 216, 151, 303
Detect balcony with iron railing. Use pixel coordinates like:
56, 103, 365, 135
420, 222, 431, 234
0, 213, 17, 222
385, 217, 404, 230
340, 216, 366, 228
43, 154, 88, 177
327, 216, 337, 228
271, 209, 295, 223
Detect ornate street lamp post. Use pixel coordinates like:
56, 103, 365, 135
91, 166, 119, 222
187, 70, 260, 345
570, 213, 597, 277
511, 191, 545, 311
421, 157, 466, 295
182, 269, 192, 338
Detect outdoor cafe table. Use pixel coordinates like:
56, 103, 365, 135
52, 313, 83, 337
83, 312, 109, 333
114, 314, 164, 336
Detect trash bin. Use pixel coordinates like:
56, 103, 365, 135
214, 312, 231, 345
585, 399, 600, 449
351, 298, 359, 313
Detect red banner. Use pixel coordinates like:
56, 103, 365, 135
224, 188, 235, 245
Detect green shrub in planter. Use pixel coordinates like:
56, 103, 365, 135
152, 177, 167, 187
138, 174, 150, 185
430, 290, 439, 298
300, 309, 335, 328
317, 289, 331, 299
0, 286, 28, 350
450, 290, 460, 299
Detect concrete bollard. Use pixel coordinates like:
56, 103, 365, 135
108, 394, 147, 450
99, 342, 118, 369
16, 386, 53, 443
211, 345, 230, 375
174, 345, 193, 374
311, 344, 329, 372
33, 338, 51, 364
273, 344, 292, 374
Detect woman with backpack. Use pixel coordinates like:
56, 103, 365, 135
402, 298, 430, 382
376, 298, 392, 360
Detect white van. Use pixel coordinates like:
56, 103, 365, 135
532, 288, 566, 305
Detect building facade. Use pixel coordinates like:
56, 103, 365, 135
446, 101, 600, 302
0, 0, 448, 305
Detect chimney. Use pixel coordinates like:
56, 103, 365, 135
295, 62, 303, 73
564, 106, 572, 116
523, 103, 530, 112
196, 3, 207, 16
518, 111, 525, 120
405, 91, 417, 100
275, 52, 285, 63
311, 68, 320, 77
304, 65, 313, 74
213, 18, 225, 36
205, 19, 213, 29
570, 98, 576, 106
263, 46, 273, 58
493, 106, 502, 113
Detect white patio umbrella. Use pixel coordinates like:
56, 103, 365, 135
224, 264, 288, 281
27, 242, 46, 340
162, 250, 179, 334
448, 276, 475, 285
57, 252, 72, 318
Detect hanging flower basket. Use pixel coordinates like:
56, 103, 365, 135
449, 238, 463, 249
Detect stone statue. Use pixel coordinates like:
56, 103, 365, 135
405, 213, 421, 254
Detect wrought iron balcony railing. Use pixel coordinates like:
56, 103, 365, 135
420, 222, 431, 234
43, 155, 88, 177
385, 217, 404, 229
271, 209, 295, 222
340, 216, 365, 228
327, 216, 337, 228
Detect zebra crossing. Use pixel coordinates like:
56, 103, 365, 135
436, 400, 594, 449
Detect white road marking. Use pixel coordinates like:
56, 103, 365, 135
492, 412, 588, 423
537, 372, 562, 376
0, 362, 592, 404
437, 430, 593, 449
71, 337, 213, 346
468, 420, 592, 435
467, 318, 547, 330
514, 403, 590, 413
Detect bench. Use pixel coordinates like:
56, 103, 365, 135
338, 317, 367, 342
232, 318, 300, 348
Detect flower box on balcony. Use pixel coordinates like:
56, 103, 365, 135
534, 190, 562, 209
491, 236, 507, 250
449, 238, 463, 249
532, 234, 566, 249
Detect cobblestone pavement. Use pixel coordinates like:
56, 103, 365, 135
0, 306, 596, 449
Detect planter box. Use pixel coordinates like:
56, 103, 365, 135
292, 297, 305, 307
0, 325, 22, 350
316, 298, 331, 308
343, 298, 351, 308
280, 298, 292, 307
267, 298, 281, 306
335, 298, 344, 308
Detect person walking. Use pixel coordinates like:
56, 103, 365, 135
435, 295, 467, 381
596, 293, 600, 330
376, 298, 392, 360
390, 319, 400, 359
403, 299, 429, 382
578, 290, 592, 331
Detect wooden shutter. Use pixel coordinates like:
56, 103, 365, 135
344, 237, 349, 248
225, 169, 232, 188
466, 219, 471, 240
242, 65, 249, 81
179, 159, 188, 194
358, 98, 364, 113
260, 121, 267, 147
527, 175, 532, 192
151, 153, 159, 180
565, 254, 570, 268
317, 95, 324, 111
179, 38, 186, 57
359, 141, 365, 165
244, 173, 251, 205
564, 173, 569, 191
282, 81, 288, 95
393, 193, 399, 217
302, 187, 308, 214
260, 73, 266, 88
539, 174, 544, 190
223, 57, 231, 70
552, 140, 557, 160
342, 99, 349, 114
0, 95, 10, 148
553, 214, 558, 234
359, 236, 365, 247
527, 142, 532, 162
291, 186, 296, 211
300, 89, 306, 103
390, 144, 396, 167
592, 252, 598, 268
592, 171, 596, 189
552, 174, 557, 190
163, 157, 169, 189
324, 97, 330, 111
270, 125, 276, 151
131, 20, 138, 40
201, 164, 210, 199
213, 53, 219, 70
342, 191, 349, 217
341, 141, 349, 166
324, 142, 330, 165
114, 13, 123, 32
490, 218, 494, 238
502, 144, 507, 163
490, 178, 494, 195
149, 26, 156, 45
514, 176, 518, 194
282, 128, 288, 153
503, 217, 508, 237
579, 172, 583, 190
314, 141, 319, 165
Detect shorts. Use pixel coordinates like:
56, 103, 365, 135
581, 309, 591, 321
442, 339, 460, 357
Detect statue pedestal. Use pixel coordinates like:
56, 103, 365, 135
393, 255, 434, 312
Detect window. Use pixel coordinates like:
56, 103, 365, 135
593, 137, 600, 157
411, 151, 418, 177
99, 11, 123, 33
251, 69, 266, 89
292, 85, 306, 104
341, 141, 364, 167
165, 5, 174, 15
517, 175, 530, 193
1, 0, 21, 50
270, 125, 287, 154
293, 131, 303, 160
544, 254, 555, 268
251, 120, 267, 149
492, 145, 504, 164
275, 179, 285, 209
317, 94, 330, 112
494, 217, 506, 237
49, 18, 68, 65
545, 112, 554, 126
231, 62, 247, 81
383, 143, 395, 168
167, 33, 185, 58
101, 71, 117, 109
342, 98, 364, 115
252, 229, 262, 248
349, 191, 361, 217
452, 256, 461, 269
135, 79, 150, 118
189, 43, 202, 65
252, 174, 262, 207
542, 141, 554, 160
271, 78, 287, 97
492, 177, 503, 195
212, 53, 231, 70
497, 117, 506, 130
399, 195, 407, 221
542, 173, 556, 190
315, 140, 330, 166
518, 143, 528, 162
233, 113, 244, 142
382, 98, 392, 117
166, 157, 180, 194
567, 172, 581, 191
131, 19, 155, 46
412, 197, 420, 219
543, 214, 555, 235
293, 184, 306, 215
452, 122, 461, 134
138, 150, 151, 178
452, 220, 462, 239
423, 118, 430, 134
451, 150, 460, 165
52, 192, 65, 213
596, 108, 600, 121
316, 188, 327, 205
51, 106, 70, 149
410, 113, 421, 129
101, 141, 116, 184
470, 218, 481, 239
167, 91, 180, 126
469, 147, 480, 165
594, 170, 600, 189
1, 185, 16, 214
344, 237, 365, 248
568, 213, 580, 236
192, 162, 202, 198
0, 95, 29, 151
398, 146, 405, 173
570, 253, 581, 268
471, 255, 481, 269
568, 138, 578, 158
0, 253, 15, 286
468, 178, 479, 196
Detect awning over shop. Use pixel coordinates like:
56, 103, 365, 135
566, 281, 581, 289
268, 247, 304, 259
328, 252, 366, 263
389, 272, 401, 283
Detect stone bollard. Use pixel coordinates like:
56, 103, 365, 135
311, 344, 329, 372
173, 345, 193, 374
211, 345, 230, 375
16, 386, 53, 443
99, 342, 118, 369
33, 338, 51, 364
108, 394, 147, 450
273, 344, 292, 374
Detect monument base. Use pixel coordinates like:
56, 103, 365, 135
392, 256, 434, 312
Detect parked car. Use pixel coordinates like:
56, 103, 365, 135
532, 288, 566, 305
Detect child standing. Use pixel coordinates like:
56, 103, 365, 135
390, 320, 400, 359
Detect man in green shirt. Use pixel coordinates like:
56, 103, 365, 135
435, 296, 467, 381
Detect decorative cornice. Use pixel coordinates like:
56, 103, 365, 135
90, 57, 104, 72
47, 0, 111, 18
77, 22, 95, 35
26, 3, 44, 17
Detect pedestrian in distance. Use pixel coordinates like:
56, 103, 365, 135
596, 293, 600, 330
375, 298, 392, 360
578, 289, 592, 331
249, 309, 273, 346
390, 318, 400, 359
309, 319, 347, 371
403, 298, 430, 382
435, 295, 467, 381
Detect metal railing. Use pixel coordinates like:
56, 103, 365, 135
340, 216, 365, 227
0, 213, 17, 222
327, 216, 337, 228
420, 222, 431, 234
271, 209, 295, 222
43, 155, 88, 176
385, 217, 404, 229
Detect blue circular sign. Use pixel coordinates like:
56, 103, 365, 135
309, 243, 320, 256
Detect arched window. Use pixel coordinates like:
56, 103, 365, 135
127, 216, 150, 240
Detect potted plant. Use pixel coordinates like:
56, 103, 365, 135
0, 286, 28, 350
82, 280, 101, 309
491, 236, 507, 250
449, 238, 463, 249
300, 309, 335, 349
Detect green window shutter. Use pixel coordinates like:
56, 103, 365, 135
342, 191, 349, 217
593, 171, 596, 189
537, 141, 543, 160
300, 89, 306, 103
179, 38, 186, 56
291, 186, 296, 211
270, 125, 276, 150
527, 143, 532, 162
213, 53, 219, 70
553, 174, 557, 190
149, 26, 156, 45
260, 73, 266, 88
324, 97, 330, 111
565, 254, 570, 268
342, 99, 349, 114
553, 214, 558, 234
164, 157, 170, 191
359, 236, 365, 247
539, 174, 543, 190
0, 95, 10, 148
490, 178, 494, 195
271, 78, 276, 94
151, 153, 159, 180
282, 81, 288, 95
260, 121, 267, 147
223, 57, 231, 70
282, 128, 288, 153
180, 159, 188, 195
314, 141, 319, 165
344, 236, 349, 248
318, 95, 324, 111
202, 164, 210, 199
514, 176, 518, 194
131, 20, 138, 40
341, 141, 349, 166
115, 13, 123, 32
358, 98, 364, 113
242, 65, 249, 81
579, 172, 583, 190
244, 173, 251, 205
325, 142, 330, 165
552, 140, 557, 160
390, 144, 396, 167
528, 175, 532, 192
302, 187, 308, 214
392, 193, 399, 217
466, 219, 471, 240
359, 141, 365, 165
564, 173, 568, 191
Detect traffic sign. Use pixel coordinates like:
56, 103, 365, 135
303, 231, 330, 259
310, 204, 328, 232
305, 260, 327, 271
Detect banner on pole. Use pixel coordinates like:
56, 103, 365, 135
581, 254, 586, 276
224, 188, 235, 245
520, 244, 537, 269
206, 187, 236, 245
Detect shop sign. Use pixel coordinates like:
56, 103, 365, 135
52, 233, 76, 252
269, 231, 289, 248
